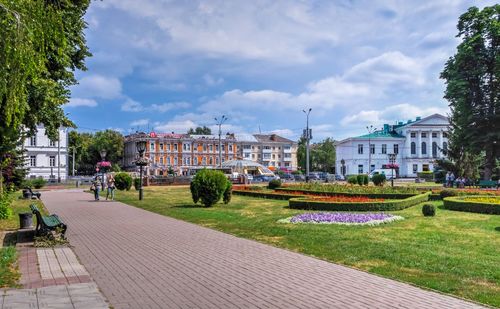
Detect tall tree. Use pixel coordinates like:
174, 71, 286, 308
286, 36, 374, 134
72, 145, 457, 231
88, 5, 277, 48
188, 126, 212, 135
297, 137, 336, 173
440, 5, 500, 179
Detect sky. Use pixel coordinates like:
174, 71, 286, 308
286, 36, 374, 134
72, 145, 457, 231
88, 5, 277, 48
65, 0, 497, 142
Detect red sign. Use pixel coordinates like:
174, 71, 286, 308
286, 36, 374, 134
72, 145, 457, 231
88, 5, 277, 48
150, 132, 157, 138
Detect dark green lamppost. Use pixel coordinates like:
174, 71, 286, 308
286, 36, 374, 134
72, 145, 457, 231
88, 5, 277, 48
135, 139, 147, 200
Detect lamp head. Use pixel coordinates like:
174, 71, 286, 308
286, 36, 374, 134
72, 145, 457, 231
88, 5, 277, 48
136, 140, 147, 154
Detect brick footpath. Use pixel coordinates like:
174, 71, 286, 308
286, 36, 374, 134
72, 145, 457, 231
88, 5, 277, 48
42, 190, 485, 309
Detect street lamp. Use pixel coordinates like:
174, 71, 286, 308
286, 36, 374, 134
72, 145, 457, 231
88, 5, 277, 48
99, 149, 107, 186
215, 115, 228, 168
303, 108, 312, 182
135, 139, 148, 200
340, 159, 346, 177
388, 153, 397, 187
366, 125, 376, 173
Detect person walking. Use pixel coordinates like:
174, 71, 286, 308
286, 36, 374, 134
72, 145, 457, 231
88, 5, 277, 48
92, 175, 102, 201
106, 174, 116, 201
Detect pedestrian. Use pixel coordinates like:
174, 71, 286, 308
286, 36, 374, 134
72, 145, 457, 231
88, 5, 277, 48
445, 171, 451, 188
450, 172, 456, 188
92, 175, 101, 201
106, 174, 116, 201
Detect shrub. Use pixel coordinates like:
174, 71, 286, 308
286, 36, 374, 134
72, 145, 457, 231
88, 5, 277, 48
356, 174, 364, 186
268, 179, 282, 189
223, 182, 232, 204
347, 175, 358, 185
31, 178, 46, 189
133, 178, 141, 191
190, 169, 231, 207
0, 193, 13, 219
114, 173, 132, 191
443, 196, 500, 214
372, 174, 386, 186
422, 203, 436, 216
363, 174, 369, 186
440, 189, 457, 199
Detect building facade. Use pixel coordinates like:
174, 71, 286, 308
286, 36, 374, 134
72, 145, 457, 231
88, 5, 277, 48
123, 132, 298, 175
23, 125, 69, 180
335, 114, 449, 177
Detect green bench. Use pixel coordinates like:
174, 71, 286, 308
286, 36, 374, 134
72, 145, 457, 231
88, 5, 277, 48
30, 204, 67, 238
477, 180, 498, 188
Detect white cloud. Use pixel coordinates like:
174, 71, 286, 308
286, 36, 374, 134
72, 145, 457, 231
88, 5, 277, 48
203, 74, 224, 86
150, 102, 191, 113
67, 98, 97, 107
154, 120, 198, 133
74, 75, 122, 99
130, 119, 149, 126
121, 98, 143, 112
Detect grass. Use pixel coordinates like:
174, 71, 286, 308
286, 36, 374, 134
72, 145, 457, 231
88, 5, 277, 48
0, 193, 44, 231
115, 186, 500, 307
0, 247, 20, 288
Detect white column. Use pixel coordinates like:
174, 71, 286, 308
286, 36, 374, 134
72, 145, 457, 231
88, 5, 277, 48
417, 130, 422, 158
439, 130, 444, 158
405, 130, 411, 158
428, 129, 432, 158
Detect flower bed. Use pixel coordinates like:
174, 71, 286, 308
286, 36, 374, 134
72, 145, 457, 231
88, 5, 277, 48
443, 196, 500, 214
278, 212, 404, 226
282, 183, 419, 194
232, 189, 304, 200
276, 187, 417, 199
289, 192, 430, 211
313, 196, 385, 203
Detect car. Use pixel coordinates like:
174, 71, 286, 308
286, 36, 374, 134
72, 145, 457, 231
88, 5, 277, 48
335, 174, 345, 181
369, 169, 396, 180
280, 173, 293, 180
294, 174, 306, 181
253, 175, 273, 182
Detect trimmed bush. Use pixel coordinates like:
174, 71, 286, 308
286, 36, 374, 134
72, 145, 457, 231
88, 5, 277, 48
422, 203, 436, 216
190, 169, 231, 207
275, 188, 417, 199
233, 190, 305, 200
372, 174, 386, 186
223, 182, 232, 204
288, 192, 430, 211
268, 179, 282, 189
443, 196, 500, 214
363, 174, 369, 185
347, 175, 358, 184
356, 174, 364, 186
133, 178, 141, 191
440, 189, 457, 199
31, 178, 46, 189
114, 173, 132, 191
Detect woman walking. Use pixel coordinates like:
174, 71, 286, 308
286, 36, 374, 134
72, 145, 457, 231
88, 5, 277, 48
106, 174, 116, 201
92, 175, 102, 201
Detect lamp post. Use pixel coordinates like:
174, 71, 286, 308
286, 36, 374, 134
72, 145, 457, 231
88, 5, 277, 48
366, 125, 376, 173
340, 159, 345, 177
388, 153, 397, 187
135, 139, 147, 200
215, 115, 228, 168
303, 108, 312, 182
99, 149, 107, 186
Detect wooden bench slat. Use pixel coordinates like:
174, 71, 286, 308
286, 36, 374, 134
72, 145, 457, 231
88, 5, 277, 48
29, 204, 67, 238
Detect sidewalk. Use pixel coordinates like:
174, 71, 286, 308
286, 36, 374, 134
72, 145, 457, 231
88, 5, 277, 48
42, 189, 485, 309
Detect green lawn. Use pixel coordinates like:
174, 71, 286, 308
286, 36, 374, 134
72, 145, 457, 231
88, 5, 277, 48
115, 186, 500, 307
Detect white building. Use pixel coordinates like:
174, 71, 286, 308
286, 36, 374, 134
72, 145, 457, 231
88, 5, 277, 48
23, 125, 69, 180
335, 114, 449, 177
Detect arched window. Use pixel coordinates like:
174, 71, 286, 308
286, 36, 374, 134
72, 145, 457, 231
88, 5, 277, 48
432, 142, 438, 157
421, 142, 427, 155
411, 142, 416, 155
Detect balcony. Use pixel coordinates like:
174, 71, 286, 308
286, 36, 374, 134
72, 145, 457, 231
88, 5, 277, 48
283, 148, 292, 153
262, 148, 272, 153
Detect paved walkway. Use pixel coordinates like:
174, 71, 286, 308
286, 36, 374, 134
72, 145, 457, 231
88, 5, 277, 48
42, 190, 484, 309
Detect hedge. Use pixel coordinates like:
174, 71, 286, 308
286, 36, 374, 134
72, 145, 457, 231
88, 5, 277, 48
275, 188, 418, 200
232, 190, 305, 200
288, 192, 430, 211
443, 196, 500, 215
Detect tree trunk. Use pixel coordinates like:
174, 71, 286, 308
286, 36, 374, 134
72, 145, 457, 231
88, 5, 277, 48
483, 147, 495, 180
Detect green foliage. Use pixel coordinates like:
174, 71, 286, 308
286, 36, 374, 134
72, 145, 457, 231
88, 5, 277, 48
347, 175, 358, 184
0, 246, 20, 288
417, 171, 434, 181
133, 178, 141, 191
284, 183, 420, 194
297, 137, 336, 173
422, 204, 436, 216
31, 178, 46, 189
114, 173, 132, 191
440, 189, 458, 199
0, 193, 13, 219
440, 5, 500, 180
233, 190, 303, 200
190, 169, 231, 207
372, 174, 386, 186
268, 179, 282, 189
187, 126, 212, 135
223, 182, 232, 204
363, 174, 369, 185
443, 196, 500, 214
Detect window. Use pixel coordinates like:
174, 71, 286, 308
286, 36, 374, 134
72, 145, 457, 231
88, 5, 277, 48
358, 165, 363, 174
229, 145, 233, 151
421, 133, 426, 138
284, 153, 291, 158
432, 132, 437, 138
210, 145, 213, 152
243, 145, 251, 149
159, 143, 164, 151
194, 157, 198, 165
252, 154, 255, 159
203, 144, 207, 152
393, 144, 399, 154
30, 156, 36, 167
49, 156, 56, 167
202, 157, 206, 165
411, 142, 416, 155
150, 142, 155, 151
49, 140, 56, 147
432, 142, 438, 157
209, 157, 213, 165
174, 157, 178, 165
421, 142, 427, 155
283, 146, 291, 150
221, 145, 225, 151
174, 144, 178, 151
370, 144, 375, 154
30, 136, 37, 146
422, 164, 430, 172
443, 132, 448, 138
272, 154, 275, 159
244, 153, 250, 158
413, 164, 418, 173
166, 144, 170, 152
263, 153, 271, 159
410, 132, 416, 138
381, 144, 387, 154
160, 157, 164, 164
358, 144, 363, 154
370, 164, 375, 172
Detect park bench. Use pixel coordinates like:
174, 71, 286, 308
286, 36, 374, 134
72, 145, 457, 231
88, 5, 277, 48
30, 204, 67, 238
24, 187, 41, 199
477, 180, 498, 188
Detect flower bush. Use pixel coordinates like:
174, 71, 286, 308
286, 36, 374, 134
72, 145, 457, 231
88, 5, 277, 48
461, 196, 500, 204
278, 212, 404, 226
313, 196, 385, 203
282, 183, 419, 194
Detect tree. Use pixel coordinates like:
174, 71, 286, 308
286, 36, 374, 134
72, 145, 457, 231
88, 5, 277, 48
440, 5, 500, 180
297, 137, 336, 173
188, 126, 212, 135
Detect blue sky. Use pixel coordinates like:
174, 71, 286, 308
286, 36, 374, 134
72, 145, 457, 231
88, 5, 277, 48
65, 0, 497, 141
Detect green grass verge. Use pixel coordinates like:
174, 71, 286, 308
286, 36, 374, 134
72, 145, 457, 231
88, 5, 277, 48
0, 193, 44, 231
115, 186, 500, 307
443, 196, 500, 215
0, 247, 20, 288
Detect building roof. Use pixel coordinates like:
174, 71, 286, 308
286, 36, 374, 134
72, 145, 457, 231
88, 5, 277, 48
234, 134, 259, 143
253, 134, 294, 144
356, 131, 404, 139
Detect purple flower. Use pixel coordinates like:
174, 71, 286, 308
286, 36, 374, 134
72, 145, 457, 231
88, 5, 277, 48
286, 212, 402, 225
